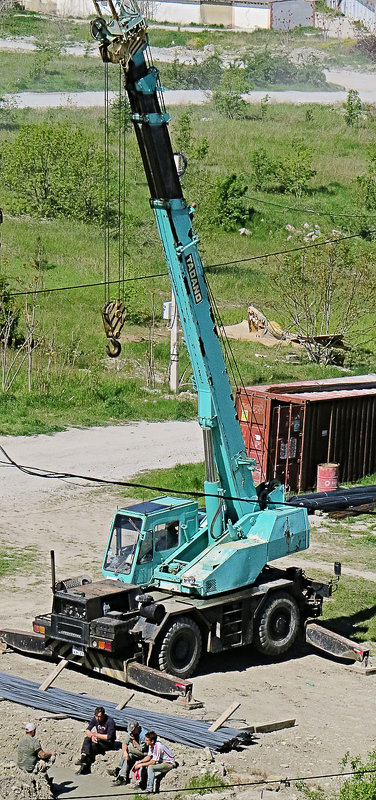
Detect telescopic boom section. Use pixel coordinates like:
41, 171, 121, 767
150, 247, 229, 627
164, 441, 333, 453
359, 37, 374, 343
91, 0, 258, 527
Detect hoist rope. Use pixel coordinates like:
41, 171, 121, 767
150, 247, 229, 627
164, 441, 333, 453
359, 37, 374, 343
117, 65, 126, 301
104, 60, 110, 305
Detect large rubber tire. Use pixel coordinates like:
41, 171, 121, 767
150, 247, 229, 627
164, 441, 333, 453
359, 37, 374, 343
157, 616, 202, 679
254, 591, 300, 657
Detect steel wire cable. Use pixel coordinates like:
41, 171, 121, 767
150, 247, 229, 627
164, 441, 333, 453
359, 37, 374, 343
0, 446, 266, 509
40, 768, 376, 800
205, 278, 274, 482
3, 446, 374, 513
5, 228, 376, 299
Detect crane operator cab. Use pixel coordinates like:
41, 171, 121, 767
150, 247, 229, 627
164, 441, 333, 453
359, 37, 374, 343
102, 496, 202, 587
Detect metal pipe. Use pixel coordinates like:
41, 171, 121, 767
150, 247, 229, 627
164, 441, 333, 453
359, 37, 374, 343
50, 550, 56, 594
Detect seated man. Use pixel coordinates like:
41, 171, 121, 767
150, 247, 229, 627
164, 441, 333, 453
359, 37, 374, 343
134, 730, 177, 794
76, 706, 116, 775
111, 718, 148, 786
17, 722, 56, 773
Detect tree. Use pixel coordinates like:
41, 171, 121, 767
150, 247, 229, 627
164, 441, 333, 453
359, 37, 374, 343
207, 173, 252, 232
276, 138, 316, 197
0, 121, 115, 224
270, 234, 375, 365
344, 89, 363, 127
213, 66, 247, 120
174, 111, 209, 164
357, 147, 376, 209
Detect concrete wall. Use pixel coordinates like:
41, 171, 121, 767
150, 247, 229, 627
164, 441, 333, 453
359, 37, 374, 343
200, 1, 232, 24
24, 0, 311, 30
232, 3, 270, 27
271, 0, 314, 29
24, 0, 93, 15
151, 0, 201, 23
326, 0, 375, 29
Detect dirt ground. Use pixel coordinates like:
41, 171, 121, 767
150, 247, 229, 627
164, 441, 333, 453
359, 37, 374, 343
0, 422, 375, 799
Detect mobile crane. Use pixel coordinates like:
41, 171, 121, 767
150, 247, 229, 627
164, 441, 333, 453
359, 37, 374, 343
1, 0, 352, 695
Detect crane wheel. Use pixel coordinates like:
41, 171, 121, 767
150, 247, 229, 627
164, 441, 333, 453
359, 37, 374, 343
157, 616, 202, 679
254, 591, 300, 657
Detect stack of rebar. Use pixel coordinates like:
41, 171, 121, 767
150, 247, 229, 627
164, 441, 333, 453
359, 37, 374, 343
0, 671, 247, 751
288, 484, 376, 513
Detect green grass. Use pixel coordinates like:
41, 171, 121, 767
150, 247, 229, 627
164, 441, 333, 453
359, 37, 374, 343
321, 576, 376, 646
184, 772, 227, 794
127, 462, 206, 501
0, 9, 92, 42
0, 543, 37, 578
0, 51, 119, 93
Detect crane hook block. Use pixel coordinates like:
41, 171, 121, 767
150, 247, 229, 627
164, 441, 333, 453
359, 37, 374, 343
106, 337, 122, 358
102, 299, 126, 359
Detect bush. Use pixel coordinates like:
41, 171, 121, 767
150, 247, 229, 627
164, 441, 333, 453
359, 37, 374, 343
0, 121, 115, 224
163, 54, 223, 90
297, 749, 376, 800
358, 146, 376, 209
344, 89, 363, 126
251, 138, 316, 196
212, 65, 248, 119
244, 49, 326, 89
207, 172, 253, 230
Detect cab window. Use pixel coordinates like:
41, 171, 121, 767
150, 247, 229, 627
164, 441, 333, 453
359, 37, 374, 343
138, 534, 153, 564
155, 521, 179, 552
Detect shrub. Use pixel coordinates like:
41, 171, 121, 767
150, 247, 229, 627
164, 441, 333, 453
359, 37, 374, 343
207, 172, 252, 230
0, 121, 115, 224
344, 89, 363, 127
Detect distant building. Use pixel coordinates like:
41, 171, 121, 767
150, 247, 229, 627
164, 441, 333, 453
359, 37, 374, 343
326, 0, 376, 30
23, 0, 315, 31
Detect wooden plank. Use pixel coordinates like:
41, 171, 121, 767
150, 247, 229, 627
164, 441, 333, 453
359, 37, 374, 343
254, 718, 296, 734
115, 692, 135, 710
39, 659, 69, 691
208, 701, 240, 732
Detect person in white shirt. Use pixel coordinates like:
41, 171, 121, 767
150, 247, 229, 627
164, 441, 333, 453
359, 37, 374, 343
133, 730, 176, 793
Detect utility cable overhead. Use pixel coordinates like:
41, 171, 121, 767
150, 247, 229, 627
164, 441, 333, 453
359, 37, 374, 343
193, 171, 373, 220
0, 446, 292, 509
29, 767, 376, 800
5, 227, 376, 299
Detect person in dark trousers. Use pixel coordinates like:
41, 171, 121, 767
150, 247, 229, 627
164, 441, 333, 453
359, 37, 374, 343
109, 718, 148, 786
17, 722, 56, 773
133, 730, 177, 793
76, 706, 116, 775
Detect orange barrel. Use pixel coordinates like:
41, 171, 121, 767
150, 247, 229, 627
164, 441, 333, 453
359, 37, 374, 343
317, 463, 339, 492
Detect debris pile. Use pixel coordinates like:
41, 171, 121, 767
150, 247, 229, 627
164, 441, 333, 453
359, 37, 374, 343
0, 763, 53, 800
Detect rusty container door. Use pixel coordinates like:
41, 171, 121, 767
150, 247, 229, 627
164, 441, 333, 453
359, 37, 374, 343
269, 403, 304, 492
299, 400, 332, 490
236, 389, 271, 484
327, 394, 376, 483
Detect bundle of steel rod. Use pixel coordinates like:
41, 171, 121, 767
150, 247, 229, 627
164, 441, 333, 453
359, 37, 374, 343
288, 484, 376, 513
0, 671, 246, 750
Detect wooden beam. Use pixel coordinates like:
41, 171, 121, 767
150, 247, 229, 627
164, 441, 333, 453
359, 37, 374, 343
254, 718, 295, 733
39, 659, 68, 691
116, 692, 135, 710
208, 701, 240, 732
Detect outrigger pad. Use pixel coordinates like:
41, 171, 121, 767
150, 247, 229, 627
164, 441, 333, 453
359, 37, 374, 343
305, 621, 369, 664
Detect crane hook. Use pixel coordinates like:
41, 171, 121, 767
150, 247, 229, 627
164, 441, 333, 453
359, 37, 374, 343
106, 337, 121, 358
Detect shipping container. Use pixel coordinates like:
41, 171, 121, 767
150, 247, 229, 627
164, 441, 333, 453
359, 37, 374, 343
236, 374, 376, 493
